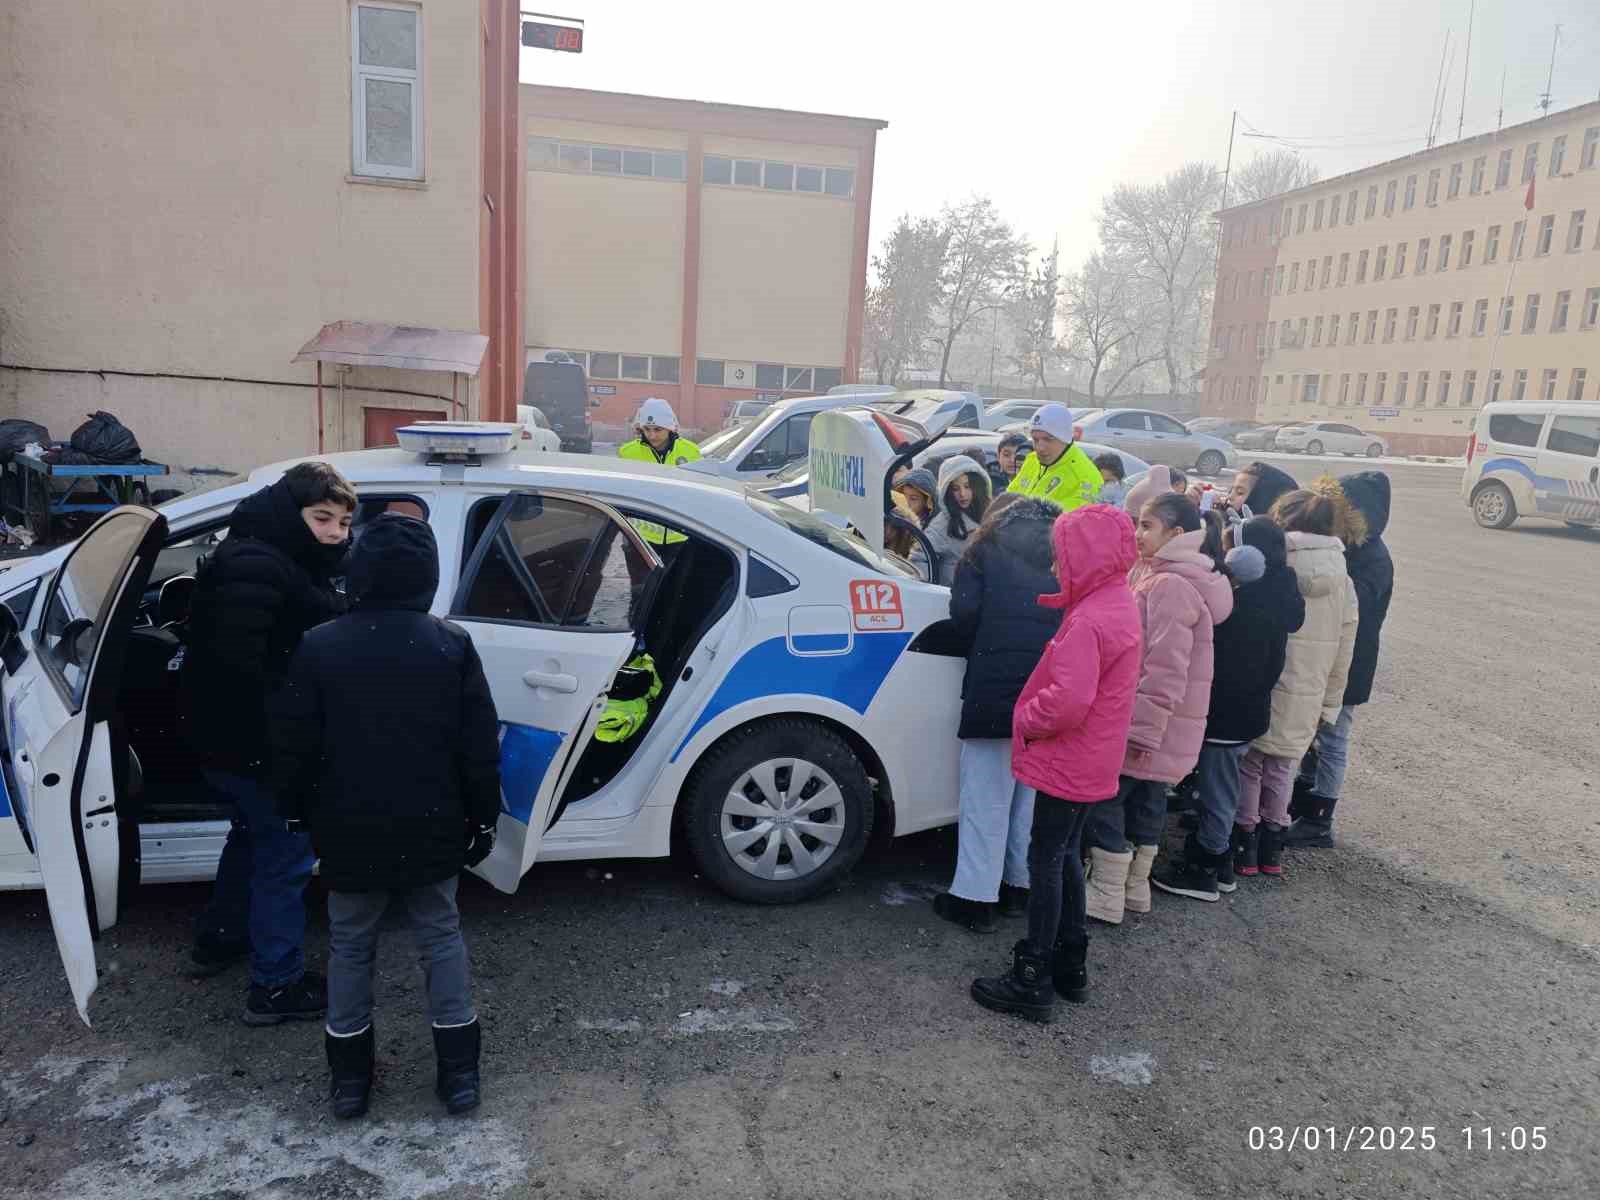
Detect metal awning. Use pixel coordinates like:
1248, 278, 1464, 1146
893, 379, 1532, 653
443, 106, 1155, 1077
293, 321, 489, 376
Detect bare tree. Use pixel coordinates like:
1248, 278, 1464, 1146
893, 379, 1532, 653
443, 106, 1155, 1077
863, 215, 946, 385
1060, 253, 1163, 402
1005, 240, 1064, 395
1231, 149, 1321, 205
928, 196, 1029, 388
1099, 162, 1221, 396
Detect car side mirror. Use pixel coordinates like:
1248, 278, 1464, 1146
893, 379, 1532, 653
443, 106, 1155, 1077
60, 617, 95, 669
0, 604, 22, 675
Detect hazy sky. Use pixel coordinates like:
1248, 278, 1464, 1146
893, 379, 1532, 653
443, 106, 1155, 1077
520, 0, 1600, 271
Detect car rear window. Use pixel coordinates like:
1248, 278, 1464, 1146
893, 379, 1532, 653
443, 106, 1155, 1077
1488, 412, 1544, 449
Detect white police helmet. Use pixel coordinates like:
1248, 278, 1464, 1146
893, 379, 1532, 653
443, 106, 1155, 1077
634, 397, 679, 431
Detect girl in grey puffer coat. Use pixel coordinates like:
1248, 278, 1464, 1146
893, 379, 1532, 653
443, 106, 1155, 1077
925, 455, 994, 585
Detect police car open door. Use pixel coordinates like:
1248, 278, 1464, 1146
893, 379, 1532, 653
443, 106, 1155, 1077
450, 489, 661, 892
3, 506, 167, 1024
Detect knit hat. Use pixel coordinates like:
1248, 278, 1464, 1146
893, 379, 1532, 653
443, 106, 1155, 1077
1224, 544, 1266, 583
1029, 403, 1076, 443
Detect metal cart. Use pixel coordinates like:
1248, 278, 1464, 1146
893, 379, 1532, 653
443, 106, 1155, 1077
5, 455, 169, 544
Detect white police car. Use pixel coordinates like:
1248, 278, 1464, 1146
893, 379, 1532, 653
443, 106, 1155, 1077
0, 416, 968, 1021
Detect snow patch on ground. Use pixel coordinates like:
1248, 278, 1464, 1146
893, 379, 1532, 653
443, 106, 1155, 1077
707, 978, 747, 996
669, 1008, 797, 1036
879, 881, 943, 907
1089, 1052, 1156, 1086
577, 1016, 644, 1033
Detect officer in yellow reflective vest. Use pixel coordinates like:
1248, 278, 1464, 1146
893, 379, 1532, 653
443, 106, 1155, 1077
1007, 401, 1104, 511
615, 398, 701, 547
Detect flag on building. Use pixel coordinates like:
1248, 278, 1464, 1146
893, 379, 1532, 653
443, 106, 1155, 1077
1525, 176, 1536, 212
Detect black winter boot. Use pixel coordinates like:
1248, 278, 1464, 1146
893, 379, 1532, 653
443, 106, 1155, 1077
933, 892, 998, 933
1152, 845, 1220, 902
433, 1019, 482, 1115
997, 883, 1030, 919
970, 941, 1055, 1023
1288, 774, 1316, 821
1258, 821, 1288, 876
1286, 796, 1338, 848
1052, 935, 1088, 1003
325, 1026, 374, 1120
1232, 824, 1259, 878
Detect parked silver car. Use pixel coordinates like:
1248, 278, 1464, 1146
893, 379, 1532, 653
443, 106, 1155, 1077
1234, 423, 1297, 451
1274, 421, 1389, 457
1072, 409, 1237, 476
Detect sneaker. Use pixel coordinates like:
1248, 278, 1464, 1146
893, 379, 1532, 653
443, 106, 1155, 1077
997, 883, 1030, 919
245, 970, 328, 1026
1151, 857, 1219, 903
932, 892, 998, 934
187, 939, 250, 979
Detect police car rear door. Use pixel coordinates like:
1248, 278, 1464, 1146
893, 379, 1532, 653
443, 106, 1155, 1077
449, 489, 661, 891
3, 506, 166, 1023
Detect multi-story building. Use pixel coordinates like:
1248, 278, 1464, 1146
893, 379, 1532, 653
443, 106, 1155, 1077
1207, 100, 1600, 455
521, 86, 885, 433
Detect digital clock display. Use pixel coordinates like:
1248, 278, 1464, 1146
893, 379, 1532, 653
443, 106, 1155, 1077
522, 21, 583, 53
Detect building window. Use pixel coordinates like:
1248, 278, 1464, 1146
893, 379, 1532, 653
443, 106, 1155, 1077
1394, 242, 1407, 275
1426, 303, 1441, 339
733, 159, 761, 186
1304, 375, 1321, 404
1255, 324, 1265, 353
1523, 293, 1541, 333
1541, 368, 1559, 401
1313, 315, 1324, 346
352, 2, 423, 181
1384, 180, 1398, 215
1418, 371, 1432, 406
1338, 252, 1351, 285
1322, 254, 1333, 288
702, 156, 733, 185
1415, 238, 1430, 272
1356, 249, 1369, 283
1485, 224, 1501, 262
1448, 300, 1464, 337
1553, 290, 1571, 332
1374, 245, 1388, 280
1289, 262, 1300, 292
1438, 233, 1452, 270
589, 352, 619, 379
795, 165, 824, 193
1267, 321, 1277, 349
1510, 220, 1526, 259
1405, 306, 1420, 340
1374, 372, 1388, 405
1395, 372, 1409, 406
1365, 186, 1378, 218
1448, 162, 1463, 199
1365, 310, 1378, 343
754, 363, 785, 389
1404, 175, 1417, 209
1329, 314, 1341, 344
1473, 299, 1488, 335
1499, 296, 1515, 334
1585, 127, 1600, 171
1260, 271, 1269, 299
1425, 169, 1439, 205
621, 355, 650, 381
1384, 308, 1398, 342
1356, 373, 1369, 404
1438, 370, 1452, 406
1330, 194, 1341, 225
762, 161, 795, 191
1347, 189, 1359, 224
1460, 229, 1474, 267
1569, 210, 1586, 252
1340, 374, 1351, 405
1306, 259, 1317, 289
1463, 369, 1478, 407
1536, 214, 1555, 256
1297, 203, 1308, 233
1511, 368, 1528, 401
1314, 198, 1325, 230
1496, 148, 1513, 188
650, 356, 680, 384
815, 366, 843, 391
1551, 134, 1567, 176
1471, 156, 1486, 193
1584, 287, 1600, 330
1275, 265, 1285, 294
1523, 143, 1540, 183
1571, 368, 1589, 402
535, 138, 687, 181
1488, 368, 1503, 403
695, 358, 725, 386
1347, 312, 1360, 345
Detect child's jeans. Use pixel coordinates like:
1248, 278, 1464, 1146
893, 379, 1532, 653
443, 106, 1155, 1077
326, 876, 474, 1036
949, 739, 1035, 902
1305, 706, 1356, 799
1084, 775, 1167, 852
1237, 749, 1297, 829
1024, 795, 1094, 953
1195, 742, 1248, 853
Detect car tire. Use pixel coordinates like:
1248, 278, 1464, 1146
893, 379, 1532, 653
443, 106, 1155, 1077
1472, 482, 1517, 530
1306, 439, 1324, 456
1366, 443, 1384, 458
682, 718, 875, 904
1196, 450, 1225, 477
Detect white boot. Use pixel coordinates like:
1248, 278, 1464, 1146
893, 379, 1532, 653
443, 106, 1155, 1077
1125, 844, 1160, 914
1086, 847, 1133, 925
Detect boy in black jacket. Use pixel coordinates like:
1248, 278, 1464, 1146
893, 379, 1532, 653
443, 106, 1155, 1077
270, 515, 502, 1119
182, 461, 354, 1020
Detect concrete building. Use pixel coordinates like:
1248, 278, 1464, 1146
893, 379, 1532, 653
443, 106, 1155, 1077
1207, 101, 1600, 454
1, 0, 524, 482
521, 87, 885, 433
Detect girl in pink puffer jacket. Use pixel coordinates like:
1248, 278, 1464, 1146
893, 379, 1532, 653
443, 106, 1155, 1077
1083, 493, 1234, 927
970, 504, 1141, 1023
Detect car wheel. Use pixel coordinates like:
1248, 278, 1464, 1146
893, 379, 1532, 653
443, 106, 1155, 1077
1472, 482, 1517, 530
1366, 443, 1384, 458
682, 718, 874, 903
1196, 450, 1225, 477
1305, 439, 1324, 456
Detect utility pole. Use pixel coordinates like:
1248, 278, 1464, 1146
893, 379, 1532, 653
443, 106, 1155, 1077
1457, 0, 1474, 141
1538, 25, 1561, 115
1212, 110, 1237, 284
1428, 33, 1452, 148
1498, 67, 1506, 130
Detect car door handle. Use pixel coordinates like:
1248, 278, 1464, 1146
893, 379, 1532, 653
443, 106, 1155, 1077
523, 670, 579, 694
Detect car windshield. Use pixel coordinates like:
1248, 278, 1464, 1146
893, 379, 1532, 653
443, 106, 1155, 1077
770, 457, 811, 484
699, 419, 762, 460
746, 492, 915, 578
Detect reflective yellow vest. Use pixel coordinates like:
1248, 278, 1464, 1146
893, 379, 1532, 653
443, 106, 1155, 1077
595, 653, 662, 744
1007, 443, 1102, 510
617, 435, 701, 544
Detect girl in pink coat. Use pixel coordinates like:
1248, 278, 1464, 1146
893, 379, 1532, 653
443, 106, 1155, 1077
970, 504, 1141, 1023
1084, 493, 1234, 926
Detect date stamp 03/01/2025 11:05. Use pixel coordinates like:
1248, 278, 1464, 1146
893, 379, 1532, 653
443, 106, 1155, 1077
1247, 1126, 1550, 1154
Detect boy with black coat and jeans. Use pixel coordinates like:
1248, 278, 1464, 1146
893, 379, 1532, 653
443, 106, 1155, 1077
182, 462, 354, 1021
270, 515, 501, 1119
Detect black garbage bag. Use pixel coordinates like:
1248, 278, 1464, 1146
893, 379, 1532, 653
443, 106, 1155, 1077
0, 419, 49, 465
69, 410, 142, 464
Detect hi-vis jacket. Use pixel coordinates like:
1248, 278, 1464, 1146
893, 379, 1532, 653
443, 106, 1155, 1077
617, 434, 702, 543
1007, 443, 1102, 510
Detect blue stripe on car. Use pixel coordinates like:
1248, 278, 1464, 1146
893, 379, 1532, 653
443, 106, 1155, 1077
672, 632, 912, 761
499, 723, 563, 825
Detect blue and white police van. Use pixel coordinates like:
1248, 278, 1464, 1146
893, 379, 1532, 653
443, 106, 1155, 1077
0, 411, 968, 1021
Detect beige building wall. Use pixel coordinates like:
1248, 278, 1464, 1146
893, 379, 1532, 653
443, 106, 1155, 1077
0, 0, 483, 480
1214, 101, 1600, 453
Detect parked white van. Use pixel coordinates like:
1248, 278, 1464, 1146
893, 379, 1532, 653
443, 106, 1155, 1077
1462, 402, 1600, 530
